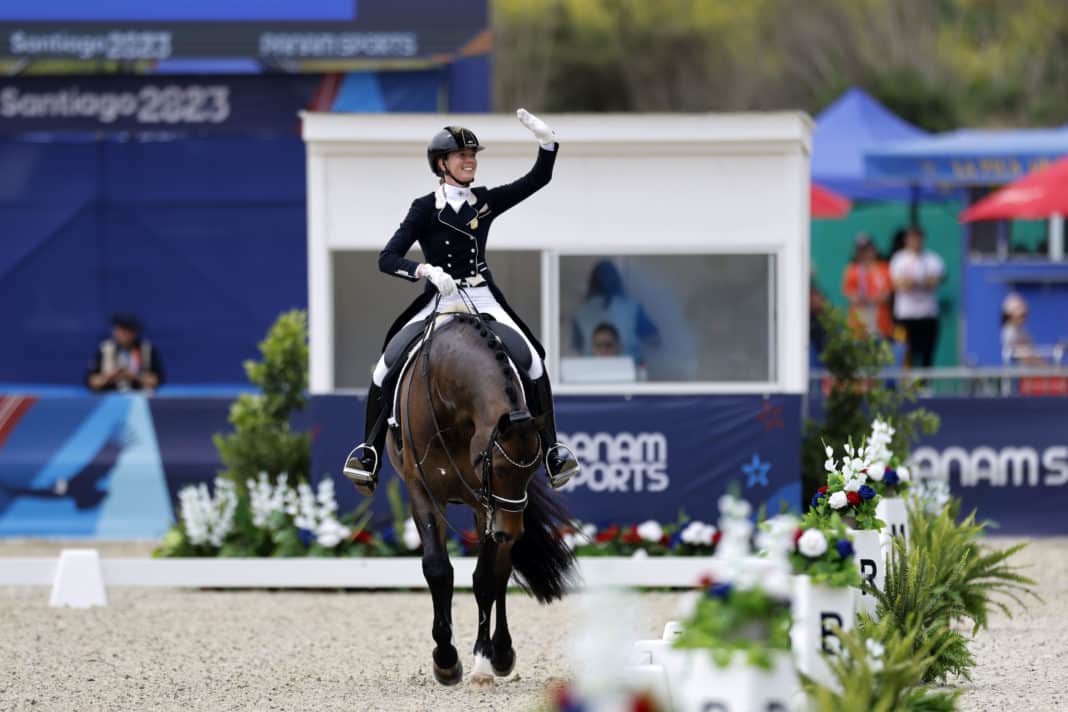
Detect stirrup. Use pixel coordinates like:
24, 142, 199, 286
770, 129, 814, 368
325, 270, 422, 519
545, 443, 579, 489
342, 444, 379, 491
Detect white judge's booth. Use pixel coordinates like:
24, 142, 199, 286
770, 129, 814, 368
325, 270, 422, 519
301, 112, 813, 520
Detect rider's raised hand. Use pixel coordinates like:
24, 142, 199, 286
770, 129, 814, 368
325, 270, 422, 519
516, 108, 556, 146
420, 264, 457, 297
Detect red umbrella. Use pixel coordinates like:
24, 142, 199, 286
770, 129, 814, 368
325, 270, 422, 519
961, 156, 1068, 222
811, 183, 852, 219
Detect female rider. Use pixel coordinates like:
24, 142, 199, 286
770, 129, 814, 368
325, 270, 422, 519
343, 109, 580, 494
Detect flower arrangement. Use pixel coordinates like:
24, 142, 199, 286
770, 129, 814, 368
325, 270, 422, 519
672, 495, 792, 670
861, 419, 912, 498
807, 441, 885, 531
785, 515, 862, 588
564, 515, 720, 558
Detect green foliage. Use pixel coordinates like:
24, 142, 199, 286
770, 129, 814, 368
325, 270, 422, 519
802, 615, 962, 712
802, 304, 939, 506
870, 532, 975, 682
213, 310, 310, 490
908, 500, 1039, 635
673, 585, 791, 671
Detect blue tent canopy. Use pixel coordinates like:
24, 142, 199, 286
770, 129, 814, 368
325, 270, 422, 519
865, 127, 1068, 186
812, 87, 938, 201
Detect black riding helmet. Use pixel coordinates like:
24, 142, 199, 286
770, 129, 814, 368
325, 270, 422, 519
427, 126, 485, 182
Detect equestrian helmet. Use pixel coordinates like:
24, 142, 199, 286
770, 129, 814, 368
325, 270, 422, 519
427, 126, 484, 176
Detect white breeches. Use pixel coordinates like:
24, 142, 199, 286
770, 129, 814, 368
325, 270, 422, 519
371, 286, 544, 386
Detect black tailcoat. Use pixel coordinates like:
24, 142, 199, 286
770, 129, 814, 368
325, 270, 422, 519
378, 145, 557, 358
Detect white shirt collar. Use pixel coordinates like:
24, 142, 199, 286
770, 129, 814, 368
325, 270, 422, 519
435, 183, 478, 211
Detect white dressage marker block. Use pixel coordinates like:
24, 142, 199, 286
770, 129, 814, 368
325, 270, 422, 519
791, 574, 853, 690
877, 496, 910, 551
630, 621, 684, 666
848, 529, 885, 617
49, 549, 107, 609
672, 649, 797, 712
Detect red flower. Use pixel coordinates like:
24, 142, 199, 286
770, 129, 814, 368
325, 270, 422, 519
712, 531, 723, 546
621, 525, 642, 545
631, 693, 657, 712
793, 528, 804, 545
659, 534, 670, 546
595, 525, 621, 543
698, 573, 714, 588
846, 491, 861, 506
353, 530, 374, 545
817, 486, 828, 494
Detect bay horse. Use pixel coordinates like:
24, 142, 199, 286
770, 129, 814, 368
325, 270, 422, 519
386, 302, 579, 687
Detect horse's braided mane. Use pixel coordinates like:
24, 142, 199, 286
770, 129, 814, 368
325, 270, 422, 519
448, 314, 521, 410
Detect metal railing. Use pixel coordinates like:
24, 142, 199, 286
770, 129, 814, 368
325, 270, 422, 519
808, 365, 1068, 398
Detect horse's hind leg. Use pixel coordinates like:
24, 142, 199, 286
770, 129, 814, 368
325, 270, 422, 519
491, 542, 517, 677
468, 537, 498, 688
412, 496, 462, 686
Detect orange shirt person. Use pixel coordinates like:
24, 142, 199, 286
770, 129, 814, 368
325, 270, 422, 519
842, 235, 893, 339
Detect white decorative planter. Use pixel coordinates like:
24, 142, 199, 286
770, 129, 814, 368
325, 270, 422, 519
670, 649, 797, 712
790, 574, 853, 690
876, 496, 909, 551
848, 528, 885, 617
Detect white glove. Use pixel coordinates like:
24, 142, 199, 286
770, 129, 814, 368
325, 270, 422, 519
419, 264, 457, 297
516, 108, 556, 146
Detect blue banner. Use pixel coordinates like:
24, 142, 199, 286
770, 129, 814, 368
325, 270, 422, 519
906, 397, 1068, 535
311, 394, 803, 529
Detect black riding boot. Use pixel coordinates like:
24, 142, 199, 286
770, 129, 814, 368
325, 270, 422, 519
527, 373, 580, 489
343, 383, 387, 496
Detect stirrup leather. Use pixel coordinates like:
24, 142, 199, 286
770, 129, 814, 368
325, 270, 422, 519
545, 443, 579, 489
343, 444, 379, 485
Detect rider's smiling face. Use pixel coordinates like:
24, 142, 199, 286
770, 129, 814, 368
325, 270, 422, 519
441, 149, 478, 185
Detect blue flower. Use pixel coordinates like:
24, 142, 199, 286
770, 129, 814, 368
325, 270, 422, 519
884, 469, 900, 486
669, 529, 684, 549
298, 529, 313, 547
380, 525, 397, 546
707, 582, 733, 600
836, 539, 854, 558
810, 492, 825, 508
859, 485, 876, 500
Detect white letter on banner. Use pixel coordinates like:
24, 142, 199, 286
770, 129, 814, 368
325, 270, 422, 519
1043, 446, 1068, 486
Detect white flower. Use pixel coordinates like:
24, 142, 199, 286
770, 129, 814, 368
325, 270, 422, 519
867, 463, 885, 481
631, 548, 649, 559
178, 477, 237, 548
897, 465, 911, 482
403, 518, 422, 550
718, 494, 751, 520
866, 638, 886, 672
681, 521, 717, 546
316, 519, 350, 548
797, 529, 828, 558
825, 445, 834, 458
844, 477, 864, 493
636, 520, 664, 543
824, 458, 836, 473
828, 491, 848, 510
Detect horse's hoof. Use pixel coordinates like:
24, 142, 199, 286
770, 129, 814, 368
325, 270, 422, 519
433, 659, 463, 686
492, 648, 516, 677
467, 673, 495, 689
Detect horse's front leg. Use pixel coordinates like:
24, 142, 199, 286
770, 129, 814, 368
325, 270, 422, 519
414, 501, 462, 686
469, 534, 498, 688
491, 541, 517, 677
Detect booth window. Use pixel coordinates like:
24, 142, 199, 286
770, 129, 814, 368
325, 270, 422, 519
558, 254, 775, 383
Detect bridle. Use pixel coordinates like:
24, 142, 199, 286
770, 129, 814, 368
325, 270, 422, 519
402, 289, 540, 540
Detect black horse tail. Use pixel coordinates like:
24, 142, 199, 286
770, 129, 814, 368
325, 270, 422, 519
510, 477, 580, 603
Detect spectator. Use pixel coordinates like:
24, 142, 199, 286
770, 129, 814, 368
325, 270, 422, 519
590, 323, 623, 357
572, 260, 659, 363
87, 313, 164, 392
842, 233, 893, 340
1001, 292, 1045, 366
889, 226, 944, 369
809, 279, 828, 369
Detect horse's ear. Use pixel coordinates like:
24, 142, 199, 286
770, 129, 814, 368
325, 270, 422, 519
498, 410, 533, 434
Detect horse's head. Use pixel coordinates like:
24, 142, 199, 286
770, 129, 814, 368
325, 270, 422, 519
475, 409, 541, 544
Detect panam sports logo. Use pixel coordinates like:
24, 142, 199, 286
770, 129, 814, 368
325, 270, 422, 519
910, 445, 1068, 487
558, 431, 668, 493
